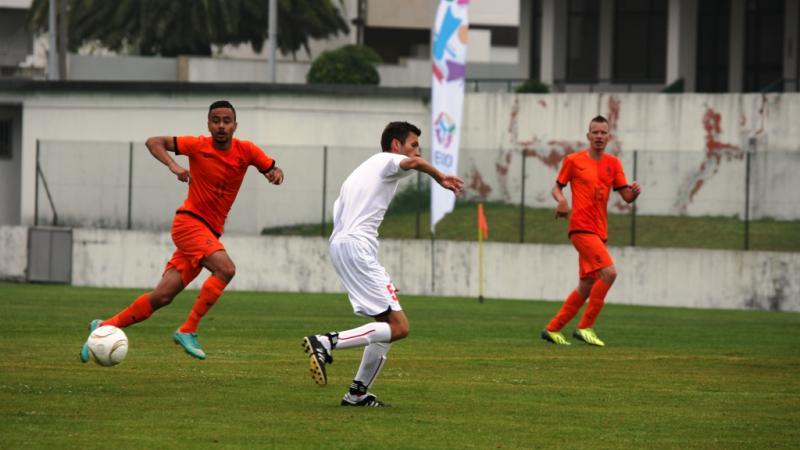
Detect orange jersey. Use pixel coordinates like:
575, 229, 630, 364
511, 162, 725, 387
174, 135, 275, 235
556, 149, 628, 240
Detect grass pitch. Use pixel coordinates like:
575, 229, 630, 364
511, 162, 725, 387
1, 282, 798, 449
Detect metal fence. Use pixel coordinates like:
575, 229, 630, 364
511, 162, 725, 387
35, 140, 800, 250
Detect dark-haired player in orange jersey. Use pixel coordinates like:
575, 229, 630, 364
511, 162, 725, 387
80, 100, 284, 361
541, 115, 640, 347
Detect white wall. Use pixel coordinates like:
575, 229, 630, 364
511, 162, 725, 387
0, 226, 27, 280
12, 89, 429, 230
5, 89, 800, 232
0, 105, 21, 225
3, 225, 797, 312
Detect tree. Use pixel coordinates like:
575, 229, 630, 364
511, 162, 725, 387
306, 45, 381, 85
27, 0, 349, 58
515, 79, 550, 94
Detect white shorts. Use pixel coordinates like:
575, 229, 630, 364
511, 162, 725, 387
329, 238, 402, 317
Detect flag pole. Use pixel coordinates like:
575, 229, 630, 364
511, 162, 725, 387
477, 203, 485, 303
431, 231, 436, 294
478, 220, 484, 303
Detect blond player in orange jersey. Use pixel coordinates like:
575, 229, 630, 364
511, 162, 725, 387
541, 115, 641, 347
80, 100, 284, 361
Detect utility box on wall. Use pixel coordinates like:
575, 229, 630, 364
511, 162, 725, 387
27, 227, 72, 283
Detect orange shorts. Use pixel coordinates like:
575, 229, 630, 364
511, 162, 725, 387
570, 232, 613, 279
164, 213, 225, 287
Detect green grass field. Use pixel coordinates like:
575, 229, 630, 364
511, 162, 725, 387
263, 202, 800, 252
2, 282, 799, 449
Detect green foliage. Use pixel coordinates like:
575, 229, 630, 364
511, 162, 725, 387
515, 79, 550, 93
2, 283, 800, 448
306, 45, 382, 85
26, 0, 349, 57
387, 179, 429, 214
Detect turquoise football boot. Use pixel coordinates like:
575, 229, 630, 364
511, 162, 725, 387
80, 319, 104, 363
174, 330, 207, 359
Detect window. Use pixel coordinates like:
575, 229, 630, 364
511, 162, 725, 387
0, 120, 11, 159
567, 0, 600, 82
364, 27, 430, 63
744, 0, 784, 92
613, 0, 667, 82
470, 25, 518, 47
696, 0, 730, 92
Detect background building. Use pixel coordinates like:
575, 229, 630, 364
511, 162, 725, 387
1, 0, 797, 92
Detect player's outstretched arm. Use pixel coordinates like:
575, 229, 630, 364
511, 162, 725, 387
264, 166, 284, 185
552, 183, 570, 219
618, 182, 641, 204
400, 156, 464, 195
145, 136, 190, 183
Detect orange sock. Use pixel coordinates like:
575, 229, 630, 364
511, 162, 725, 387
103, 293, 154, 328
579, 279, 611, 329
178, 275, 228, 333
547, 289, 587, 332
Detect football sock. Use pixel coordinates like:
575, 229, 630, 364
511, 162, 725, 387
319, 332, 338, 353
333, 322, 391, 350
343, 380, 370, 403
354, 342, 390, 389
103, 293, 154, 328
579, 279, 612, 329
179, 275, 228, 333
547, 289, 587, 332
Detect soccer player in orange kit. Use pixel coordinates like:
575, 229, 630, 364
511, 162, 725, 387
541, 115, 640, 346
80, 100, 284, 361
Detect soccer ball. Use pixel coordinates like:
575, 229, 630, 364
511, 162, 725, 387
88, 325, 129, 367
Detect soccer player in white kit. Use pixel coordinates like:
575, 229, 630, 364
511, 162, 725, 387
303, 121, 464, 407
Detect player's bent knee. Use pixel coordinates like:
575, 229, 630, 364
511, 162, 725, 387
149, 292, 175, 309
216, 265, 236, 282
391, 323, 410, 341
600, 267, 617, 284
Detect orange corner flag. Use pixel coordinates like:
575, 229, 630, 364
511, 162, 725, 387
477, 203, 488, 240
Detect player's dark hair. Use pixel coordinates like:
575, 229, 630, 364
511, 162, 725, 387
209, 100, 236, 120
589, 115, 608, 130
381, 121, 422, 152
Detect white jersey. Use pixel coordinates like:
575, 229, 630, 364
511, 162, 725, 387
330, 152, 413, 248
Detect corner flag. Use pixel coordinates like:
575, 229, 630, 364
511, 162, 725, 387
477, 202, 488, 240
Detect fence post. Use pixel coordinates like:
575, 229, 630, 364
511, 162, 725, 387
415, 171, 422, 239
519, 149, 526, 243
34, 139, 39, 226
321, 145, 328, 237
127, 141, 134, 230
631, 150, 637, 246
744, 147, 752, 250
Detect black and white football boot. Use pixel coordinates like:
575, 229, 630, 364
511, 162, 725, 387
340, 380, 392, 408
302, 334, 334, 386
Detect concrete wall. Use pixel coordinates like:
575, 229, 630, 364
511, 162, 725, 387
10, 86, 429, 230
0, 226, 27, 280
2, 225, 798, 312
3, 86, 800, 232
68, 54, 178, 82
0, 104, 21, 225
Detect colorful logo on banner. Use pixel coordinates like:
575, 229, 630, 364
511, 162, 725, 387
434, 112, 456, 148
432, 1, 469, 85
431, 0, 469, 233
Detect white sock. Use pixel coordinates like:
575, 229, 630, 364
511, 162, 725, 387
334, 322, 391, 350
354, 342, 390, 389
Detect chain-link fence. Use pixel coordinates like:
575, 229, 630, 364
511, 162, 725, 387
35, 139, 800, 251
